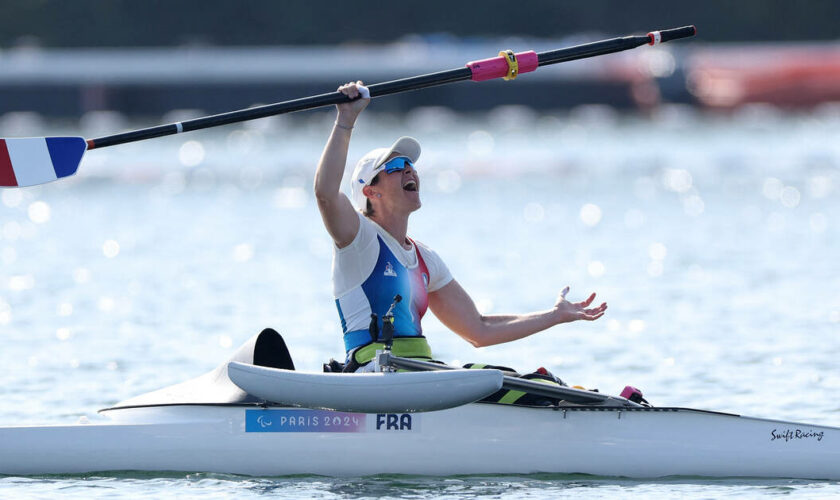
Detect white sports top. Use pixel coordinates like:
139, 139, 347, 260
332, 212, 453, 346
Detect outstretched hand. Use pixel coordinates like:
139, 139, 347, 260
552, 286, 607, 324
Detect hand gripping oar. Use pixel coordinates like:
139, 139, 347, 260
0, 25, 695, 188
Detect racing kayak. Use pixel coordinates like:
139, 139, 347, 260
1, 328, 839, 479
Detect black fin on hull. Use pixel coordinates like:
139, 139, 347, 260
254, 328, 294, 371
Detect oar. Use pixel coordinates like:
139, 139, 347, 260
0, 25, 695, 188
378, 352, 640, 407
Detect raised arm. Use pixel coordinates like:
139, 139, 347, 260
314, 81, 370, 248
428, 280, 607, 347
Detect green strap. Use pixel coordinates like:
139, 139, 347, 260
353, 337, 433, 365
497, 377, 566, 404
466, 362, 522, 404
465, 364, 564, 405
497, 390, 526, 404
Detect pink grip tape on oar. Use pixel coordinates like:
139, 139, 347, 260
466, 51, 539, 82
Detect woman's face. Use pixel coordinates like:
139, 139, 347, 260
365, 154, 421, 214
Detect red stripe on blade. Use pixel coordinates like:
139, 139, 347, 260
0, 140, 19, 187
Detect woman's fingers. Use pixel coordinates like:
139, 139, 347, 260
337, 81, 365, 98
555, 288, 606, 322
581, 311, 605, 321
577, 293, 596, 307
584, 302, 607, 313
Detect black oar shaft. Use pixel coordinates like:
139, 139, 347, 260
88, 67, 472, 149
88, 26, 695, 150
537, 36, 648, 66
368, 68, 473, 99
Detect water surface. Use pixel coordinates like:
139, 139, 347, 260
1, 107, 839, 497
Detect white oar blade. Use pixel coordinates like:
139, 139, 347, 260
0, 137, 87, 188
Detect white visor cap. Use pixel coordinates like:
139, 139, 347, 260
350, 136, 421, 211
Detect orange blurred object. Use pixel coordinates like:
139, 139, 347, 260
687, 44, 840, 109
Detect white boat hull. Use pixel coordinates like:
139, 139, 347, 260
1, 403, 838, 479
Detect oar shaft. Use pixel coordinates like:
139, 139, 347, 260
87, 67, 472, 150
368, 68, 473, 99
87, 26, 695, 150
537, 36, 648, 67
537, 25, 696, 67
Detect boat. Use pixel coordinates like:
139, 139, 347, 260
1, 328, 838, 479
687, 43, 840, 109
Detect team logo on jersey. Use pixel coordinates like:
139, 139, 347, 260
384, 261, 397, 277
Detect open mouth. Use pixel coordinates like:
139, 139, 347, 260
403, 180, 418, 192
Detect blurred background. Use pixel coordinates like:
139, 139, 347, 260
0, 0, 839, 495
2, 0, 840, 117
0, 0, 838, 422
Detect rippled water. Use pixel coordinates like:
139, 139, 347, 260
1, 106, 839, 497
3, 472, 839, 499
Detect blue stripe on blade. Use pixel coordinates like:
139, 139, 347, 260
45, 137, 86, 178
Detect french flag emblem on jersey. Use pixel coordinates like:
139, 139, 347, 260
0, 137, 87, 187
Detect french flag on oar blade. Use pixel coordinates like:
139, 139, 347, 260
0, 137, 87, 187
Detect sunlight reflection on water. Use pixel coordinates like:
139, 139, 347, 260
0, 110, 838, 496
